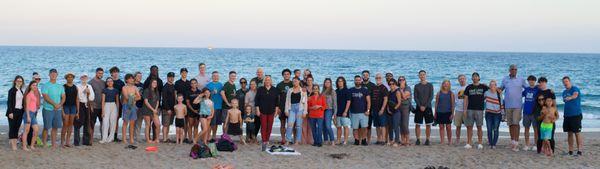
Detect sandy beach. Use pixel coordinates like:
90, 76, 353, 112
1, 125, 598, 169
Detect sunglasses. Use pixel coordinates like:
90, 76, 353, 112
538, 98, 545, 101
399, 79, 405, 81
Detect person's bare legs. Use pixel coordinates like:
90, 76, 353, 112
31, 125, 39, 150
211, 125, 217, 140
186, 117, 193, 142
51, 127, 58, 148
280, 119, 287, 144
336, 127, 342, 144
477, 125, 483, 145
61, 113, 67, 147
466, 126, 473, 146
22, 124, 31, 151
152, 116, 161, 143
455, 125, 461, 145
524, 126, 531, 148
65, 115, 75, 147
446, 124, 452, 145
122, 119, 129, 144
343, 126, 349, 144
162, 110, 172, 142
439, 125, 445, 144
128, 121, 135, 144
576, 133, 583, 153
425, 124, 431, 142
42, 129, 48, 147
353, 129, 359, 143
144, 116, 152, 143
415, 124, 421, 143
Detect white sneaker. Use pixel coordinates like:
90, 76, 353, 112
512, 147, 520, 152
477, 144, 483, 149
464, 144, 472, 149
531, 146, 537, 152
522, 146, 530, 151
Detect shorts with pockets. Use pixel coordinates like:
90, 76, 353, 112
350, 113, 368, 129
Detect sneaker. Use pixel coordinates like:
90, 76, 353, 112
261, 143, 267, 151
576, 151, 583, 156
522, 146, 530, 151
512, 147, 519, 152
477, 144, 483, 150
424, 139, 430, 146
568, 151, 574, 155
361, 139, 368, 146
464, 144, 472, 149
415, 139, 421, 145
531, 146, 537, 152
354, 139, 360, 146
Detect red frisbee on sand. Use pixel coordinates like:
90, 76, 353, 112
145, 146, 158, 152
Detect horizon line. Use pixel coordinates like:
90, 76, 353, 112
1, 44, 599, 55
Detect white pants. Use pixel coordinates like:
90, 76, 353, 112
102, 103, 118, 143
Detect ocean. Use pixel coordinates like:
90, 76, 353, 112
1, 46, 599, 130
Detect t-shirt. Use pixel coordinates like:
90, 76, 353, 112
255, 86, 280, 115
522, 86, 539, 115
42, 81, 65, 110
174, 79, 191, 99
113, 78, 125, 93
103, 88, 119, 103
335, 88, 351, 117
187, 89, 202, 111
143, 76, 164, 93
206, 82, 224, 110
89, 78, 105, 108
135, 83, 144, 108
235, 88, 248, 113
142, 88, 159, 114
194, 74, 210, 89
454, 85, 467, 111
276, 81, 293, 111
222, 81, 237, 109
370, 84, 389, 111
349, 86, 369, 114
501, 76, 527, 109
464, 84, 489, 110
484, 90, 501, 113
161, 83, 176, 110
251, 77, 264, 88
563, 86, 582, 117
63, 84, 78, 106
414, 82, 434, 108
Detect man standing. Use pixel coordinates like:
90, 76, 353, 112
361, 70, 376, 143
413, 70, 434, 146
500, 64, 528, 151
206, 71, 224, 139
522, 75, 539, 151
453, 74, 467, 145
255, 76, 280, 151
41, 69, 66, 148
221, 71, 237, 133
161, 72, 177, 143
562, 76, 584, 156
89, 68, 105, 145
109, 66, 125, 142
371, 73, 388, 145
463, 72, 488, 149
195, 63, 210, 89
252, 68, 265, 88
276, 69, 293, 144
349, 75, 371, 146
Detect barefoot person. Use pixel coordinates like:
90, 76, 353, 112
100, 78, 119, 144
161, 72, 177, 143
434, 80, 455, 145
121, 74, 141, 145
534, 77, 556, 154
413, 70, 434, 146
42, 69, 66, 148
453, 74, 467, 145
284, 77, 307, 145
335, 77, 351, 145
484, 80, 502, 149
174, 68, 191, 143
174, 94, 187, 144
186, 79, 202, 143
243, 105, 257, 144
540, 97, 558, 156
562, 76, 584, 156
61, 72, 78, 147
193, 88, 214, 144
224, 99, 245, 144
221, 71, 238, 138
276, 69, 293, 145
349, 75, 371, 146
22, 81, 41, 151
142, 79, 161, 144
6, 76, 25, 150
463, 72, 488, 150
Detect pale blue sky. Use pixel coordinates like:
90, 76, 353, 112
1, 0, 599, 53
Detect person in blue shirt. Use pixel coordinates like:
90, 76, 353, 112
206, 71, 224, 139
562, 76, 584, 156
349, 75, 371, 146
521, 75, 539, 151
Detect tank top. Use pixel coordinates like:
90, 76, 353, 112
26, 92, 38, 112
291, 92, 301, 104
388, 88, 400, 112
436, 91, 452, 113
199, 99, 213, 116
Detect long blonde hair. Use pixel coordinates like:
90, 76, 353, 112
440, 79, 451, 92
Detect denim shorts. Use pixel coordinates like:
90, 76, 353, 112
335, 117, 351, 127
64, 105, 77, 115
23, 111, 38, 125
122, 104, 138, 121
350, 113, 368, 129
42, 109, 62, 130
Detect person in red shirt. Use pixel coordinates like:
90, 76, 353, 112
308, 85, 327, 147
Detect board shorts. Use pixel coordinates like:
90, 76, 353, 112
540, 122, 554, 140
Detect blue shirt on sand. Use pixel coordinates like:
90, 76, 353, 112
206, 81, 223, 110
563, 86, 582, 117
42, 81, 64, 110
522, 86, 538, 115
349, 86, 369, 114
501, 75, 527, 109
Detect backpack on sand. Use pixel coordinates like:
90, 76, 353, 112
216, 134, 237, 152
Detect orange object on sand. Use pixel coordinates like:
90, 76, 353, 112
145, 146, 158, 152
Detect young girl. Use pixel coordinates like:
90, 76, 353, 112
22, 81, 40, 151
62, 73, 78, 147
224, 99, 245, 144
244, 105, 256, 144
100, 78, 120, 144
434, 80, 455, 145
194, 88, 214, 144
174, 94, 187, 144
541, 97, 558, 156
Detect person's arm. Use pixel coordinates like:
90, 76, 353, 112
186, 99, 197, 114
88, 85, 95, 102
255, 91, 261, 116
380, 95, 388, 115
332, 91, 338, 117
463, 95, 468, 117
450, 92, 455, 119
101, 94, 106, 118
434, 92, 440, 117
565, 91, 580, 101
6, 89, 15, 118
42, 93, 57, 109
220, 90, 230, 107
75, 89, 80, 119
413, 86, 420, 107
238, 112, 243, 129
428, 85, 434, 108
224, 110, 230, 131
208, 103, 215, 119
144, 98, 155, 113
58, 93, 66, 110
366, 95, 371, 116
394, 90, 402, 110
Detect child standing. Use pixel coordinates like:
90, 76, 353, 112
174, 94, 187, 144
224, 99, 245, 144
244, 105, 256, 144
540, 97, 558, 156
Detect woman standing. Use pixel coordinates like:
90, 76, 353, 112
398, 76, 412, 146
236, 78, 248, 114
255, 76, 280, 151
100, 78, 119, 144
186, 79, 202, 142
284, 77, 307, 145
322, 78, 337, 146
387, 79, 402, 147
245, 80, 259, 141
22, 81, 40, 151
484, 80, 503, 149
308, 85, 327, 147
62, 73, 79, 147
193, 88, 214, 144
434, 80, 455, 145
6, 76, 25, 150
302, 76, 314, 144
335, 77, 351, 145
143, 79, 161, 143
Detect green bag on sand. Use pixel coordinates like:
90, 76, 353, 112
208, 142, 218, 157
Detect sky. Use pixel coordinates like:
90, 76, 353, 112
1, 0, 599, 53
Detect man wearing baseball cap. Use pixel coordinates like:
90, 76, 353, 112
41, 68, 66, 148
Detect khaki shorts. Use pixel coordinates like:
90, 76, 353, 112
454, 110, 464, 127
505, 108, 522, 126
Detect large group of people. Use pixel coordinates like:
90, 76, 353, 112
5, 63, 585, 156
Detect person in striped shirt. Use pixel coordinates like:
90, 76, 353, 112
484, 80, 503, 149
